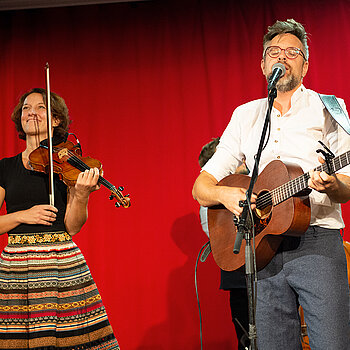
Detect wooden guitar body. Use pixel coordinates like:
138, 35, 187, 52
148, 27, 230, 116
208, 160, 311, 271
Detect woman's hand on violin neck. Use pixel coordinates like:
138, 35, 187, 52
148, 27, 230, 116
19, 205, 58, 226
74, 168, 101, 198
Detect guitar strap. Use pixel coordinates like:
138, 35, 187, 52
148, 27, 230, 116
319, 94, 350, 135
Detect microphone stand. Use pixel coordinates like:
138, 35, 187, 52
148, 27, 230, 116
233, 86, 278, 350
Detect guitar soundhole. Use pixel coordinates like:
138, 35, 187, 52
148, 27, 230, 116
254, 190, 272, 234
254, 214, 271, 234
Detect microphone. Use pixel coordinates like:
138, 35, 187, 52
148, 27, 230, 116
267, 62, 286, 91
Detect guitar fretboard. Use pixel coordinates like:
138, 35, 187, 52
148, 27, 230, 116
256, 150, 350, 209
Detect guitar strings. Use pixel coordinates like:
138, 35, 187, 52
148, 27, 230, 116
254, 155, 342, 209
255, 173, 308, 208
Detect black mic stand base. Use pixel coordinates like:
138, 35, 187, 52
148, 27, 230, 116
245, 232, 257, 350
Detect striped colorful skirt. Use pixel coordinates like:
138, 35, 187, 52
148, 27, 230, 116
0, 231, 120, 350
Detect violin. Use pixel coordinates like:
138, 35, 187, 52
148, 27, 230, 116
28, 139, 131, 208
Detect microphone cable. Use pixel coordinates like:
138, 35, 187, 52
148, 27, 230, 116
194, 240, 211, 350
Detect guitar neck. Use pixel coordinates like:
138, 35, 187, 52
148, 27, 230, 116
260, 150, 350, 207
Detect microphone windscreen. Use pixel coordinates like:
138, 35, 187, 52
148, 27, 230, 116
272, 62, 286, 77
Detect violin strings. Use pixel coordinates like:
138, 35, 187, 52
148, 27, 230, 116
53, 146, 125, 202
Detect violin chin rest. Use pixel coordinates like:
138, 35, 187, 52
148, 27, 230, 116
40, 132, 69, 147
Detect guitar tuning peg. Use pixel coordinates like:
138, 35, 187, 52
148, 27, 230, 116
115, 202, 121, 208
118, 186, 124, 191
109, 195, 114, 200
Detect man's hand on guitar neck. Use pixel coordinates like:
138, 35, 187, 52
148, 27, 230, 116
192, 170, 256, 216
308, 156, 350, 203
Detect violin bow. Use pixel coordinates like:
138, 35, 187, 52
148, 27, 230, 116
45, 63, 55, 206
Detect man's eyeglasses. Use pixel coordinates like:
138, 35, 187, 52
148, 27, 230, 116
264, 46, 306, 61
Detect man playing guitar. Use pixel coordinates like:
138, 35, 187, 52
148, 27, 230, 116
192, 19, 350, 349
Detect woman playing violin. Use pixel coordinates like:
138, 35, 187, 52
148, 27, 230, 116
0, 88, 120, 349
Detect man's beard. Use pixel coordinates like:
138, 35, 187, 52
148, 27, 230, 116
276, 73, 300, 92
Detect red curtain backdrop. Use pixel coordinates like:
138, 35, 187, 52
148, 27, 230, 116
1, 0, 350, 349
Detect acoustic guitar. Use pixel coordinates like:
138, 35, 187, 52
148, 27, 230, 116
208, 150, 350, 272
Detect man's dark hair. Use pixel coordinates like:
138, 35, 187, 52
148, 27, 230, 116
263, 19, 309, 60
198, 137, 220, 168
